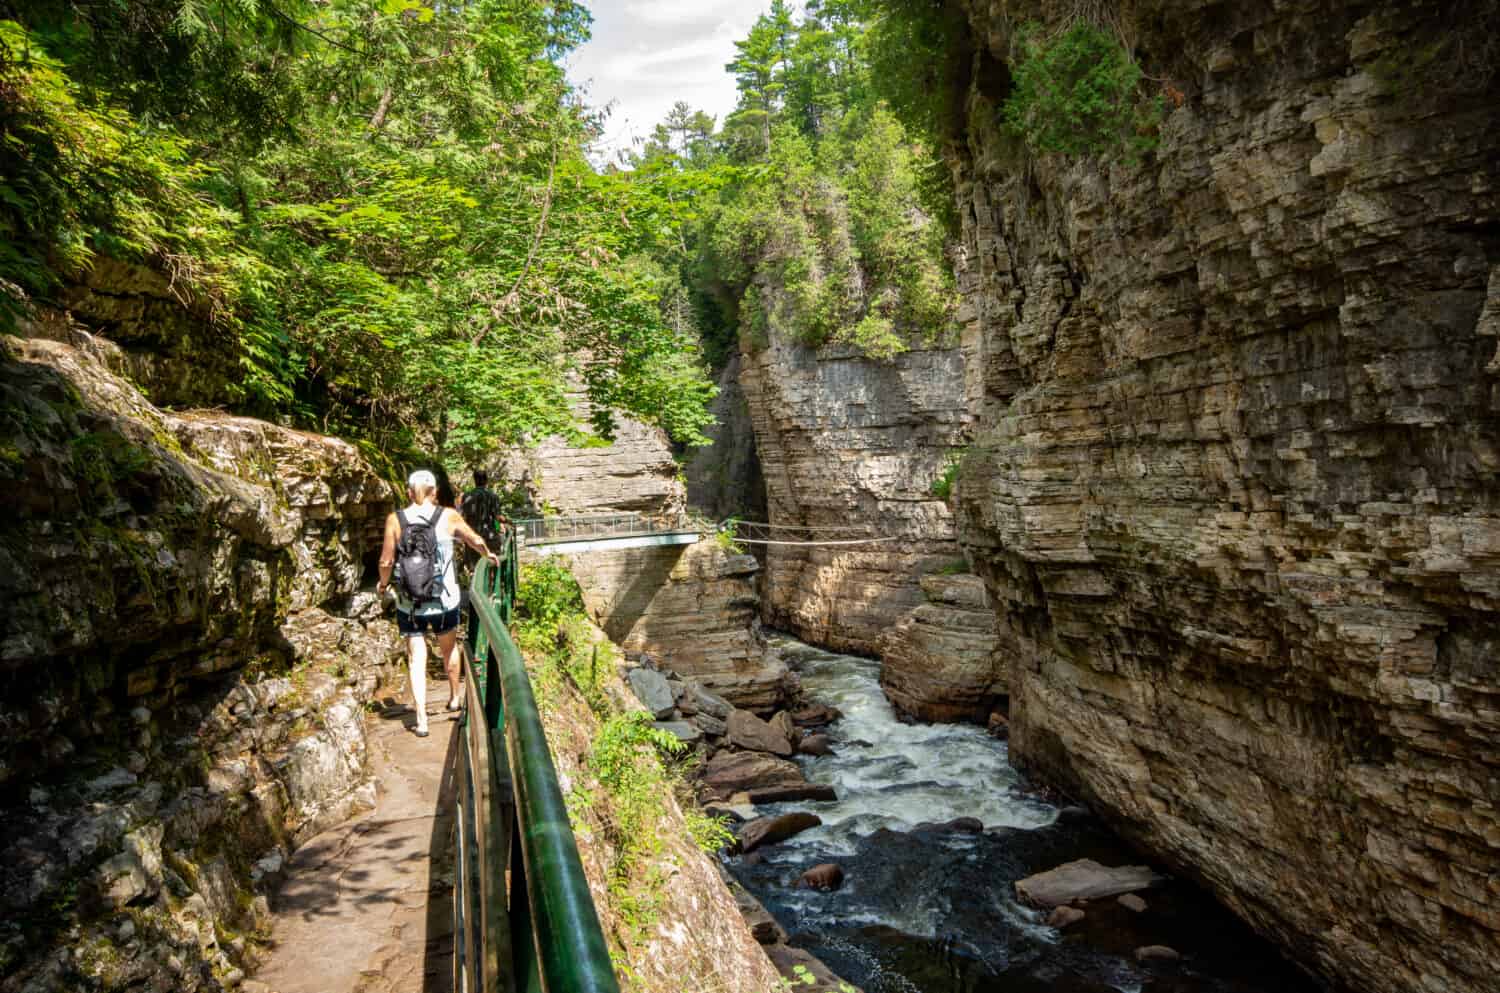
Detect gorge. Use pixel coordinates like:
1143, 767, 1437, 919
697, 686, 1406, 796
2, 1, 1498, 993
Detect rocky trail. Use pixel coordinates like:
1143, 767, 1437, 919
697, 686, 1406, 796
251, 683, 458, 993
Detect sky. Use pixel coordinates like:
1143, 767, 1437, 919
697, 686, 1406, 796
566, 0, 771, 166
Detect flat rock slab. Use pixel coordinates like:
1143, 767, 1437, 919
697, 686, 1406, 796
252, 680, 457, 993
739, 812, 822, 852
1015, 858, 1162, 908
628, 668, 676, 719
726, 709, 793, 756
701, 751, 805, 795
739, 783, 837, 804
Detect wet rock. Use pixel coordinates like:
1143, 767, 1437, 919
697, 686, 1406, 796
797, 864, 845, 891
1047, 906, 1086, 928
769, 710, 796, 743
652, 720, 702, 745
797, 734, 833, 756
1056, 805, 1092, 824
791, 704, 841, 728
764, 943, 859, 993
627, 668, 676, 719
726, 709, 793, 757
703, 803, 749, 825
739, 783, 837, 804
738, 812, 822, 853
986, 710, 1009, 739
1118, 893, 1148, 913
701, 751, 805, 796
1136, 945, 1181, 963
1015, 859, 1161, 908
914, 816, 983, 834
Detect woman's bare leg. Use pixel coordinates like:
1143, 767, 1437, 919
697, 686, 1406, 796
407, 634, 429, 732
438, 628, 462, 707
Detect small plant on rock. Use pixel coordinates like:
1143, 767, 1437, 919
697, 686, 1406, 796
1001, 20, 1163, 162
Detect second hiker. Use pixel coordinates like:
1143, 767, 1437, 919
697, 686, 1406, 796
376, 469, 499, 737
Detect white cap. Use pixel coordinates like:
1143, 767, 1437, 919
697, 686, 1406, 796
407, 469, 438, 489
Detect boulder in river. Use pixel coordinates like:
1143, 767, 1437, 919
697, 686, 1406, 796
1046, 906, 1085, 928
739, 783, 837, 804
627, 669, 676, 719
726, 709, 793, 756
797, 863, 845, 891
1015, 859, 1161, 908
791, 704, 842, 727
797, 734, 833, 756
770, 710, 797, 743
913, 816, 984, 834
1118, 893, 1148, 913
1136, 945, 1181, 963
738, 812, 822, 853
701, 751, 805, 796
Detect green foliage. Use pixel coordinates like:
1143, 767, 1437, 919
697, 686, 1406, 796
629, 3, 957, 366
1, 2, 716, 460
931, 447, 965, 501
1001, 21, 1162, 161
514, 557, 586, 650
684, 807, 736, 854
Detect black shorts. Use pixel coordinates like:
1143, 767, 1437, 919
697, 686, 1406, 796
397, 607, 460, 636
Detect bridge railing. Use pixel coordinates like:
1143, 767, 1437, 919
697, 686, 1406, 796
513, 512, 693, 545
453, 531, 620, 993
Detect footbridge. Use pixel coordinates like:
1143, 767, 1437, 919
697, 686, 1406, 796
515, 513, 900, 556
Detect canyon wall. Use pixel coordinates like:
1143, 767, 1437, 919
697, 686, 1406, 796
946, 2, 1500, 991
550, 541, 790, 711
1, 297, 402, 991
737, 333, 969, 655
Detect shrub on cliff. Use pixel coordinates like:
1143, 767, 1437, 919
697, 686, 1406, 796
1001, 20, 1163, 162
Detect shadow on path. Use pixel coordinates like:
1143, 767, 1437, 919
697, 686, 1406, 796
252, 681, 459, 993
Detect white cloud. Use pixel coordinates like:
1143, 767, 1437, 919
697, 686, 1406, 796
568, 0, 773, 165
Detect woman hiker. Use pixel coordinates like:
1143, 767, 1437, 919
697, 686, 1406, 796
376, 469, 499, 736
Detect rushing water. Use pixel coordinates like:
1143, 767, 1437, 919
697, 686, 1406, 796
727, 635, 1319, 993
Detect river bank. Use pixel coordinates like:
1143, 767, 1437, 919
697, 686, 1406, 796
723, 636, 1321, 993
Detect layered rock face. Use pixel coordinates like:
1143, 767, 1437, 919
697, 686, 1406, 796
557, 542, 789, 711
948, 3, 1500, 991
495, 386, 685, 519
1, 312, 402, 991
738, 336, 969, 654
879, 573, 1004, 722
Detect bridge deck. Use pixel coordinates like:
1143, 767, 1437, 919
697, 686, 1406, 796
524, 531, 701, 556
253, 683, 458, 993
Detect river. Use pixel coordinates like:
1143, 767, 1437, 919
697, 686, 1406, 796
726, 635, 1319, 993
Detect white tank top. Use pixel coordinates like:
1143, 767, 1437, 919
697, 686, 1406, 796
396, 504, 461, 615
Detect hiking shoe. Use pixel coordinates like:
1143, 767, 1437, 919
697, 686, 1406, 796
414, 725, 430, 738
446, 697, 463, 712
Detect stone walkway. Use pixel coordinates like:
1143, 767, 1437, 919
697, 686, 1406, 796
252, 682, 459, 993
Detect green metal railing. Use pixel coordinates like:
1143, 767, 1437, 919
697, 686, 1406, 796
453, 529, 620, 993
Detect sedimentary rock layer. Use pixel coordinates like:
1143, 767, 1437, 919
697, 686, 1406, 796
1, 314, 401, 991
879, 573, 1004, 722
949, 3, 1500, 991
557, 541, 789, 710
738, 338, 970, 654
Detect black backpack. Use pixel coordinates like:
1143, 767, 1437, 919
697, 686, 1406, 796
395, 508, 444, 603
461, 487, 504, 546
